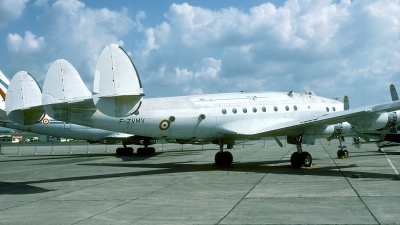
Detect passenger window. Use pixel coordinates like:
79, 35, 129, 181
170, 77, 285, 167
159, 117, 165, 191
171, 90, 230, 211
243, 107, 247, 113
232, 108, 237, 114
222, 108, 227, 114
252, 107, 257, 113
274, 106, 278, 112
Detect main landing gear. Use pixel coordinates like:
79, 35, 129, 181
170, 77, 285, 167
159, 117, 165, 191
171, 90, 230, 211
290, 136, 312, 168
336, 136, 349, 159
116, 145, 134, 156
215, 140, 233, 166
115, 140, 156, 156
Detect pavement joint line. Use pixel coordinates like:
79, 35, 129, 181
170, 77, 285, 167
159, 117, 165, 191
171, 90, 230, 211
0, 168, 127, 213
0, 156, 114, 175
380, 148, 400, 180
216, 147, 292, 225
72, 162, 210, 224
319, 140, 380, 224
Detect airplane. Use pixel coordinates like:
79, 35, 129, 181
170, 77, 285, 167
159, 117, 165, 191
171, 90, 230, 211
0, 70, 151, 155
350, 84, 400, 151
5, 44, 400, 167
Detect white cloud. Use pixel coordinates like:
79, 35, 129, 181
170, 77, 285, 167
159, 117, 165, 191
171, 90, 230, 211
5, 0, 138, 86
6, 31, 45, 52
0, 0, 29, 28
133, 0, 400, 106
4, 1, 400, 107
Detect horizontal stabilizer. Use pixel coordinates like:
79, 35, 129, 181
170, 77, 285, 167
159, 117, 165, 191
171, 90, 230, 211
5, 71, 44, 125
390, 84, 398, 101
93, 44, 144, 117
42, 59, 92, 121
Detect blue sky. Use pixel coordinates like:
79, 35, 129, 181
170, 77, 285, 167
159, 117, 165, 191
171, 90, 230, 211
0, 0, 399, 107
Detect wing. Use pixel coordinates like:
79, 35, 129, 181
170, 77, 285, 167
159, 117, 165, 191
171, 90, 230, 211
213, 100, 400, 138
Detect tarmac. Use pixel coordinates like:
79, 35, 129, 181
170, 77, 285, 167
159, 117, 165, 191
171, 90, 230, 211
0, 139, 399, 224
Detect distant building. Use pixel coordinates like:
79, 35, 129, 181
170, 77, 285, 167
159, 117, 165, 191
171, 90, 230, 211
40, 135, 70, 142
0, 134, 12, 143
12, 136, 23, 143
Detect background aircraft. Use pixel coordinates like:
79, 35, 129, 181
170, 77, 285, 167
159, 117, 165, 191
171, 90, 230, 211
0, 70, 150, 155
5, 44, 400, 167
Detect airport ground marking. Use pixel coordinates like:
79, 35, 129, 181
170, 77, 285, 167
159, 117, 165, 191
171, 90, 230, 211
320, 140, 379, 224
380, 148, 400, 180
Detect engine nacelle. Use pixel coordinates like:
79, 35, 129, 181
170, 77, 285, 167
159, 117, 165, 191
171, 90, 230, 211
348, 110, 400, 130
287, 122, 351, 145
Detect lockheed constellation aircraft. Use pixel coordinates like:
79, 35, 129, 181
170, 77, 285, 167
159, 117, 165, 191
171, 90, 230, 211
5, 44, 400, 167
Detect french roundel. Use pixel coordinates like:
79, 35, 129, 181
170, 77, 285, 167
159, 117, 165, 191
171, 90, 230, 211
42, 118, 50, 125
159, 119, 170, 130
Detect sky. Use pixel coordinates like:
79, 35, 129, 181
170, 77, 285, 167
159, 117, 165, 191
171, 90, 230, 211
0, 0, 399, 107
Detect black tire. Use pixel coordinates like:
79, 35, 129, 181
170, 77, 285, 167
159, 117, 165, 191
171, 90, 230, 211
116, 147, 124, 156
222, 151, 233, 165
137, 147, 156, 155
299, 152, 312, 167
215, 151, 223, 165
227, 144, 233, 149
337, 150, 344, 158
147, 147, 156, 155
290, 152, 302, 168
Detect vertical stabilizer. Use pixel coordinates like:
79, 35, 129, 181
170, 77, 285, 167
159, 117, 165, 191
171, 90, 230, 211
344, 95, 349, 110
42, 59, 92, 105
92, 44, 144, 117
42, 59, 92, 122
390, 84, 399, 101
0, 70, 10, 101
5, 71, 45, 125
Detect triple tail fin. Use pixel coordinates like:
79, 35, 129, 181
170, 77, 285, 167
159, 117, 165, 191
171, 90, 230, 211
42, 59, 93, 122
5, 71, 45, 125
92, 44, 144, 117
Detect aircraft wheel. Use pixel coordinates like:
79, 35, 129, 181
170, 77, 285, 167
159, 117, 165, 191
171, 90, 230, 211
223, 151, 233, 165
215, 151, 223, 165
337, 150, 344, 158
116, 147, 124, 156
299, 152, 312, 167
137, 147, 156, 156
290, 152, 302, 168
342, 150, 349, 158
147, 147, 156, 155
215, 151, 233, 166
227, 144, 233, 149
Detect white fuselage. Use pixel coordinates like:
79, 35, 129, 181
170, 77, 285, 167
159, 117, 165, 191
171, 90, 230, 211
65, 91, 344, 141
